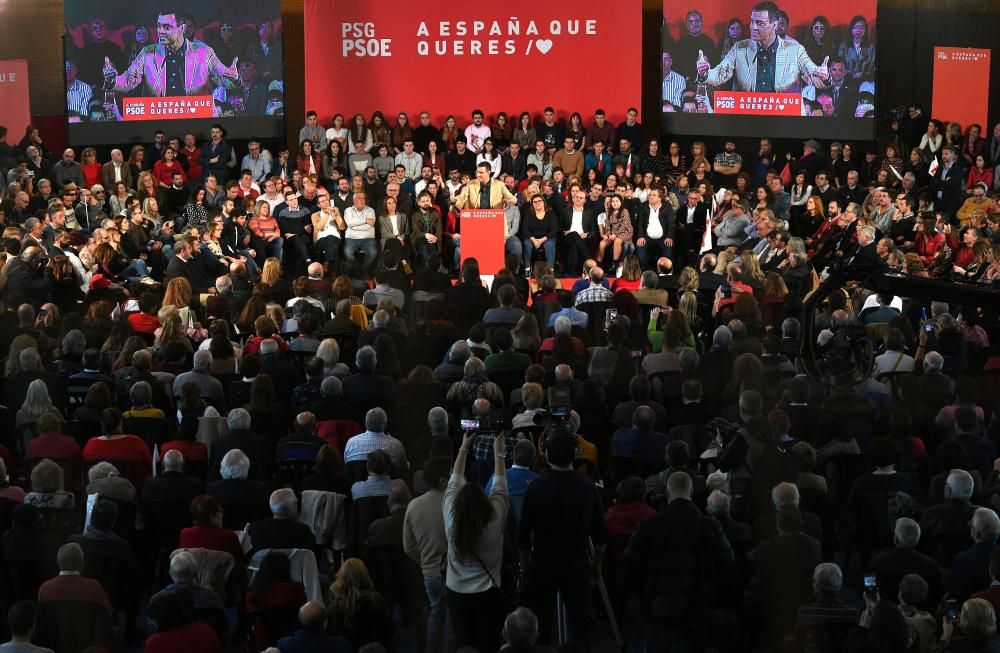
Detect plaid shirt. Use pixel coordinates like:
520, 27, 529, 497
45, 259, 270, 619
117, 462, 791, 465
575, 283, 614, 306
473, 431, 515, 464
343, 430, 408, 469
351, 475, 394, 500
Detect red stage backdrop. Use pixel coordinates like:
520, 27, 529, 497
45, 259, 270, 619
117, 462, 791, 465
933, 47, 991, 131
304, 0, 642, 125
0, 60, 32, 139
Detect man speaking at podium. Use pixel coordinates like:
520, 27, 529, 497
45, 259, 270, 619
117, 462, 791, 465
453, 162, 519, 266
694, 1, 829, 93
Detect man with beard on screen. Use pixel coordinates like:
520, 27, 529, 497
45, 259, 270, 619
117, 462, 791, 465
695, 1, 830, 94
103, 6, 240, 102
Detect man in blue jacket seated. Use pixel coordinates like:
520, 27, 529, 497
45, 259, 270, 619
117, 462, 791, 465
487, 438, 538, 497
611, 405, 669, 466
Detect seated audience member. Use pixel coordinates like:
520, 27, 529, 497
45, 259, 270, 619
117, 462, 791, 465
145, 588, 222, 653
179, 495, 245, 561
276, 601, 351, 653
248, 488, 315, 553
2, 600, 53, 653
205, 449, 271, 530
23, 458, 74, 510
352, 449, 395, 500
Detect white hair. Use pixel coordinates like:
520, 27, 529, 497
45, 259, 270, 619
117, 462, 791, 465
259, 339, 279, 355
169, 550, 198, 583
356, 345, 377, 371
226, 408, 251, 431
946, 469, 975, 500
372, 309, 390, 329
771, 482, 800, 508
813, 562, 843, 593
220, 449, 250, 480
712, 326, 732, 348
87, 461, 119, 482
192, 350, 213, 371
553, 316, 572, 335
924, 351, 944, 371
894, 517, 921, 548
706, 489, 731, 516
269, 488, 298, 518
973, 507, 1000, 541
320, 376, 343, 397
427, 406, 448, 433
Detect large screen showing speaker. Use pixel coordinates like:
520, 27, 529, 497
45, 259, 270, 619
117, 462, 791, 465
661, 0, 876, 139
64, 1, 284, 144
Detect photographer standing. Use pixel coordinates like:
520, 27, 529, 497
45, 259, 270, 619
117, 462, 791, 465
4, 246, 53, 309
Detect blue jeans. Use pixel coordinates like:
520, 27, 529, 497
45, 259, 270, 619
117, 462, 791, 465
637, 237, 672, 269
523, 237, 555, 271
424, 576, 454, 653
505, 235, 522, 264
264, 236, 284, 262
343, 237, 378, 272
120, 258, 149, 284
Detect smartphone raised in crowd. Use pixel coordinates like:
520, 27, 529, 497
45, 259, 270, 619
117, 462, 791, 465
460, 419, 479, 431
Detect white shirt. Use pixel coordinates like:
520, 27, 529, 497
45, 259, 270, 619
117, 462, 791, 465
646, 204, 664, 239
325, 126, 350, 143
344, 206, 376, 239
112, 162, 124, 183
464, 123, 492, 153
316, 209, 341, 240
570, 208, 585, 234
685, 204, 698, 224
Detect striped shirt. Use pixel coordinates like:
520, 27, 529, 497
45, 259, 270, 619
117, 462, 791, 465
67, 79, 93, 116
343, 430, 407, 468
249, 215, 280, 240
351, 475, 394, 500
662, 71, 686, 108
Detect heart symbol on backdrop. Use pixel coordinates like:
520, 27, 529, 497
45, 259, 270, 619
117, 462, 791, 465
777, 104, 785, 111
190, 107, 196, 114
535, 39, 553, 54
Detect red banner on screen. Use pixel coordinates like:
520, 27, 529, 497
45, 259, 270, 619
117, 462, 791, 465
304, 1, 641, 125
713, 92, 803, 115
933, 47, 991, 131
121, 96, 215, 121
460, 209, 506, 275
0, 60, 31, 138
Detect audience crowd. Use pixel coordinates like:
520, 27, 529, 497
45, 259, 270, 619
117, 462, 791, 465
0, 105, 999, 652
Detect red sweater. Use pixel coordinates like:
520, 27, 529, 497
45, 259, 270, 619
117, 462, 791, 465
145, 622, 221, 653
160, 440, 207, 463
128, 312, 161, 335
26, 432, 82, 462
179, 525, 244, 561
82, 435, 152, 477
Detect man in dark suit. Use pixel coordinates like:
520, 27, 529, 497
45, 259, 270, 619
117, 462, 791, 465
342, 345, 396, 412
445, 264, 490, 322
141, 449, 203, 504
675, 190, 709, 266
930, 146, 966, 219
949, 507, 1000, 603
610, 406, 669, 466
635, 187, 677, 269
248, 488, 316, 554
837, 170, 866, 208
560, 189, 599, 282
208, 408, 271, 482
751, 482, 823, 543
306, 376, 362, 424
164, 238, 215, 292
919, 470, 977, 567
868, 517, 944, 611
321, 299, 362, 340
259, 349, 298, 411
844, 224, 885, 274
697, 253, 724, 293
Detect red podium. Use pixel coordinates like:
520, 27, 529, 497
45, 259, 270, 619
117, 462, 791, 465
460, 209, 506, 274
